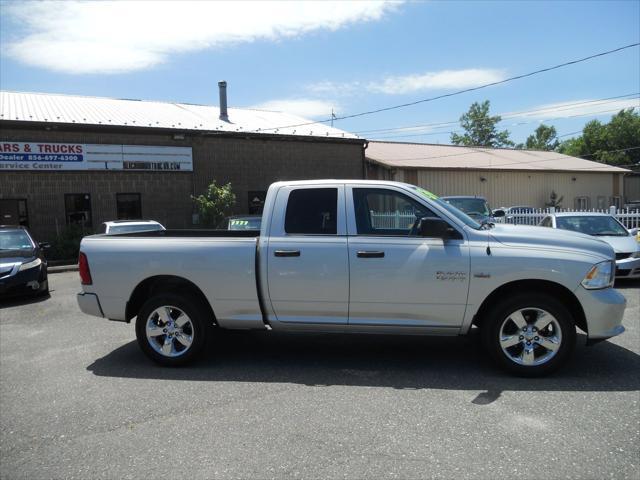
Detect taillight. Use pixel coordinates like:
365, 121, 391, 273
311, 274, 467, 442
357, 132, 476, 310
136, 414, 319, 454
78, 252, 92, 285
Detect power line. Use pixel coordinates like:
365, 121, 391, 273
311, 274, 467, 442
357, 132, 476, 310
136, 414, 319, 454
356, 93, 639, 136
369, 106, 637, 140
557, 130, 583, 138
253, 42, 640, 133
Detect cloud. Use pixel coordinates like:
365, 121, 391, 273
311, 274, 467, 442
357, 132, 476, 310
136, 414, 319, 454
367, 69, 506, 94
252, 99, 339, 119
2, 0, 400, 74
504, 98, 640, 120
307, 69, 506, 96
306, 81, 364, 97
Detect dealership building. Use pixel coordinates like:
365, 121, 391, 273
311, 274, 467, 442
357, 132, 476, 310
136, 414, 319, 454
0, 87, 366, 240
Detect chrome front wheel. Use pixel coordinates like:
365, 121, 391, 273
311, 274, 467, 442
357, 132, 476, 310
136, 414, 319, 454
482, 293, 576, 376
499, 307, 562, 366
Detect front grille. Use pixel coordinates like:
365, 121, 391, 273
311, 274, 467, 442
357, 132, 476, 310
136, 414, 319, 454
615, 268, 630, 277
615, 252, 632, 260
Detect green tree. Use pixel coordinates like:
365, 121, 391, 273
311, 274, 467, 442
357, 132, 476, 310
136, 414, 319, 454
525, 124, 560, 151
192, 180, 236, 227
451, 100, 514, 147
558, 108, 640, 166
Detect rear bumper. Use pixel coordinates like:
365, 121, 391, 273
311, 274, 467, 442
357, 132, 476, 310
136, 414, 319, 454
575, 286, 626, 341
77, 292, 104, 318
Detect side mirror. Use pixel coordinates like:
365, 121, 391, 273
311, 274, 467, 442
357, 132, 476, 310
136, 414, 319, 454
39, 242, 51, 249
629, 228, 639, 236
492, 209, 505, 218
418, 217, 458, 239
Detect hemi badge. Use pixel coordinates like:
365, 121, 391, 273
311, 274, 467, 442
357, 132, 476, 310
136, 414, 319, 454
474, 272, 491, 278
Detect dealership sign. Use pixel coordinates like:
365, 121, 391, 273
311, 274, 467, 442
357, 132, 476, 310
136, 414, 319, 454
0, 142, 193, 171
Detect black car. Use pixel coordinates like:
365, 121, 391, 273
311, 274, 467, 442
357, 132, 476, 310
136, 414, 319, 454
0, 226, 49, 299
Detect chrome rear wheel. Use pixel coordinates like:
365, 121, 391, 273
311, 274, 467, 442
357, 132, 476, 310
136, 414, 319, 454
136, 293, 208, 366
145, 305, 194, 358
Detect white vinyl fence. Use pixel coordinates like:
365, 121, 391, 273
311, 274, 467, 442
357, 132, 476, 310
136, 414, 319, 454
370, 207, 640, 230
498, 206, 640, 229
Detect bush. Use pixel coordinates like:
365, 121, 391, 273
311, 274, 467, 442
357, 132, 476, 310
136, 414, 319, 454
48, 224, 93, 261
192, 180, 236, 228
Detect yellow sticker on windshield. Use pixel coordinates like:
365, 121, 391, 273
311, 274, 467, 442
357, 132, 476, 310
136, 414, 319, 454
416, 187, 439, 200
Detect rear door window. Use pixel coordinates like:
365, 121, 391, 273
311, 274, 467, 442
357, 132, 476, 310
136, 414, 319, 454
285, 188, 338, 235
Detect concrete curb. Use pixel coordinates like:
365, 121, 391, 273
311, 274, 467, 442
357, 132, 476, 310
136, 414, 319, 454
48, 264, 78, 274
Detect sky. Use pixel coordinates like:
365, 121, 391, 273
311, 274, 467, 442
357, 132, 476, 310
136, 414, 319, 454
0, 0, 639, 145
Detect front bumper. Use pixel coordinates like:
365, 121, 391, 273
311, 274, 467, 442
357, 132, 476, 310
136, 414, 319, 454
574, 286, 626, 342
0, 265, 46, 299
615, 257, 640, 279
77, 292, 104, 318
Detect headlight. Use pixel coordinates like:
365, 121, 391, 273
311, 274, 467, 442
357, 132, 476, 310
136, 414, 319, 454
631, 251, 640, 259
19, 258, 42, 271
581, 260, 614, 289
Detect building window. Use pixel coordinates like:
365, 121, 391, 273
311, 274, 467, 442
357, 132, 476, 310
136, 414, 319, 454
285, 188, 337, 235
116, 193, 142, 219
610, 196, 621, 209
574, 196, 589, 211
65, 194, 92, 228
0, 199, 29, 227
248, 191, 267, 215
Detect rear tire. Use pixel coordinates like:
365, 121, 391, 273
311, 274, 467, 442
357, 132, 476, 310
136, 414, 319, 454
135, 293, 208, 366
481, 293, 576, 376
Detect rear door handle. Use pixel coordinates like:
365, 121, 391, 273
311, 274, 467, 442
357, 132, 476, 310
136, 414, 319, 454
274, 250, 301, 257
357, 251, 385, 258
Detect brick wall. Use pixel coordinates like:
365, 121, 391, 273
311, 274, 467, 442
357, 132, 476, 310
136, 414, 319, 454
0, 125, 364, 240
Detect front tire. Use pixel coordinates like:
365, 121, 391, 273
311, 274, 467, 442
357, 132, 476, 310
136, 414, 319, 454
481, 293, 576, 376
135, 293, 208, 366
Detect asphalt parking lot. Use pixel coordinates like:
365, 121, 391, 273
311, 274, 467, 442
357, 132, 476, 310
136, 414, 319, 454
1, 272, 638, 479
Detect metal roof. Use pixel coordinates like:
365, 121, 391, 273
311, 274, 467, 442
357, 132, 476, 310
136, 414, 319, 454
0, 90, 357, 139
366, 141, 630, 173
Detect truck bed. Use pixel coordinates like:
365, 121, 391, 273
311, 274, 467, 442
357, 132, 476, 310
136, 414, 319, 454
80, 231, 264, 327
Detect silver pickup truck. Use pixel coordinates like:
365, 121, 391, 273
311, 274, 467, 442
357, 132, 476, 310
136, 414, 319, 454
77, 180, 626, 376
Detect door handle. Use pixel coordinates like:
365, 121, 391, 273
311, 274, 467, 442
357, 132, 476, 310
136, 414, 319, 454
357, 251, 385, 258
274, 250, 301, 257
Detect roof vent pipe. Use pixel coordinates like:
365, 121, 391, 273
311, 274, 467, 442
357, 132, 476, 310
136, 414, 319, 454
218, 81, 228, 121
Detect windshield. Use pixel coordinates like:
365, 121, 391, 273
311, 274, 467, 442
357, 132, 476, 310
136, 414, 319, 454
0, 230, 34, 250
411, 187, 482, 229
555, 216, 629, 237
442, 197, 491, 218
109, 224, 163, 234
